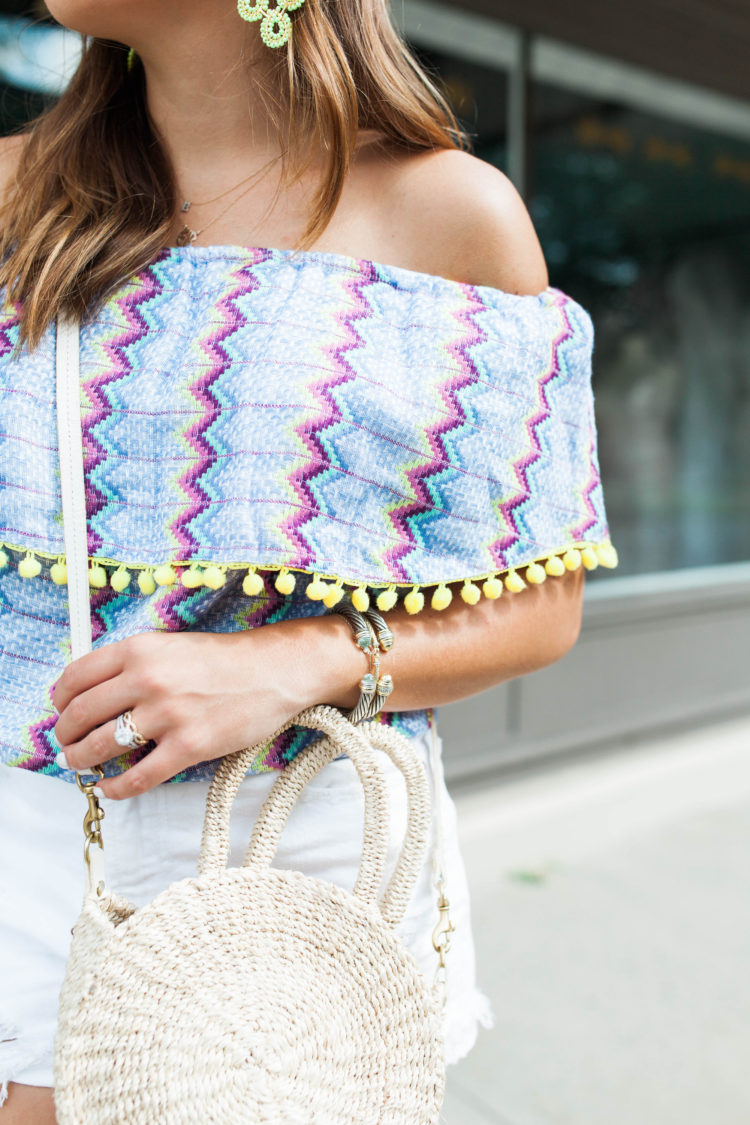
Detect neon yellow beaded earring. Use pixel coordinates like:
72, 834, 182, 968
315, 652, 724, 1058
237, 0, 306, 49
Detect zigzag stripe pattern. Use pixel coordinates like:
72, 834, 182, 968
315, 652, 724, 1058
278, 261, 380, 566
383, 284, 488, 578
80, 268, 163, 556
0, 245, 612, 783
489, 290, 573, 567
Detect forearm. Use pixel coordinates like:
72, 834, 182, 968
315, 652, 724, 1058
294, 568, 586, 713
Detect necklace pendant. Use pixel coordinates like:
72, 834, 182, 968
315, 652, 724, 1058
176, 225, 199, 247
181, 201, 191, 213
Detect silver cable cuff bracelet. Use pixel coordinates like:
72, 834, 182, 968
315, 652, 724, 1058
331, 603, 394, 723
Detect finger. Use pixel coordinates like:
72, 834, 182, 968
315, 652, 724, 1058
99, 740, 194, 801
54, 677, 136, 747
54, 643, 126, 714
60, 710, 158, 773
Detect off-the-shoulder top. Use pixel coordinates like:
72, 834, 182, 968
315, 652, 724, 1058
0, 244, 616, 782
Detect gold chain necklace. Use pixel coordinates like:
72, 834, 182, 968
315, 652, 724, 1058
175, 154, 281, 247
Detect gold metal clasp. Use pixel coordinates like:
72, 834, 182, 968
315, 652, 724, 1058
76, 767, 105, 868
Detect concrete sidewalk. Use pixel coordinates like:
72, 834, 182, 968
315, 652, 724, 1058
442, 714, 750, 1125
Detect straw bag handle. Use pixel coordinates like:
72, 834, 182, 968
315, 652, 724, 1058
198, 707, 392, 908
199, 706, 431, 928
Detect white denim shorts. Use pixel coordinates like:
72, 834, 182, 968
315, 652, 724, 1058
0, 725, 491, 1097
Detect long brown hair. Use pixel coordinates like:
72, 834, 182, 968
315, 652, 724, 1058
0, 1, 468, 348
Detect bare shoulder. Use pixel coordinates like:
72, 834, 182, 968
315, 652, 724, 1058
0, 133, 26, 205
372, 146, 549, 295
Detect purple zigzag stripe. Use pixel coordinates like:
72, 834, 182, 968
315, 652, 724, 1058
170, 252, 271, 558
488, 293, 573, 568
0, 306, 20, 358
383, 285, 487, 579
571, 430, 604, 539
81, 269, 163, 555
19, 693, 57, 772
278, 261, 379, 566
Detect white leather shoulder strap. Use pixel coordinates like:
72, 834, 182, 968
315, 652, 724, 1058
56, 315, 92, 660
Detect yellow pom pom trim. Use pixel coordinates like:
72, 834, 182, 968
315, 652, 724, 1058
504, 569, 526, 594
595, 543, 619, 568
431, 583, 453, 611
305, 574, 328, 601
202, 565, 226, 591
274, 568, 296, 596
482, 576, 503, 600
351, 585, 370, 612
138, 570, 156, 595
376, 585, 399, 612
0, 549, 8, 570
88, 562, 107, 589
323, 580, 345, 609
460, 580, 481, 605
545, 555, 566, 577
525, 562, 547, 585
580, 547, 599, 571
154, 564, 177, 587
18, 552, 42, 579
404, 586, 424, 615
181, 566, 204, 589
242, 569, 265, 597
563, 548, 581, 571
110, 567, 131, 593
50, 559, 68, 585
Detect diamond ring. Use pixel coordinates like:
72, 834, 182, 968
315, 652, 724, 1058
114, 710, 148, 751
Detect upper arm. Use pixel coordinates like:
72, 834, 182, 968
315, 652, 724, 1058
384, 148, 549, 296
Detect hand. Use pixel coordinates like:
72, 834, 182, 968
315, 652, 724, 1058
53, 619, 355, 800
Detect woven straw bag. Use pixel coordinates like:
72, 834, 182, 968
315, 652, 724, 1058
54, 706, 446, 1125
52, 318, 447, 1123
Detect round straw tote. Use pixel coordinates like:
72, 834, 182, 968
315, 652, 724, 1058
53, 705, 445, 1125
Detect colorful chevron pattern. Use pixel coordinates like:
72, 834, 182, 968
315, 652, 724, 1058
0, 244, 613, 782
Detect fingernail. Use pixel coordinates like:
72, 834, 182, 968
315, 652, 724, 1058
92, 786, 108, 801
55, 751, 69, 769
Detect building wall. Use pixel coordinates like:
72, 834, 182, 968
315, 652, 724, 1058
460, 0, 750, 103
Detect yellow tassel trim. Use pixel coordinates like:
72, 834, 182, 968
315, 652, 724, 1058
275, 568, 296, 596
242, 569, 265, 597
18, 552, 42, 579
504, 569, 526, 594
154, 564, 177, 587
431, 583, 453, 611
50, 558, 68, 585
181, 566, 204, 589
305, 574, 329, 601
482, 576, 503, 600
595, 543, 619, 568
580, 547, 599, 571
202, 565, 226, 591
404, 586, 424, 615
138, 570, 156, 595
89, 562, 107, 589
0, 539, 619, 607
376, 585, 399, 612
460, 580, 482, 605
323, 580, 345, 609
110, 567, 131, 593
525, 562, 547, 585
351, 585, 370, 612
